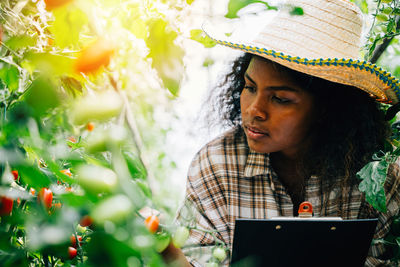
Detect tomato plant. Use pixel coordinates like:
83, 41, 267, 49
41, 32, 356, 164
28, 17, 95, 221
70, 235, 82, 248
145, 214, 160, 233
86, 122, 95, 131
213, 247, 227, 262
155, 232, 171, 253
11, 170, 18, 180
172, 226, 189, 248
0, 0, 198, 265
68, 246, 77, 259
0, 196, 13, 216
80, 215, 93, 227
37, 188, 53, 210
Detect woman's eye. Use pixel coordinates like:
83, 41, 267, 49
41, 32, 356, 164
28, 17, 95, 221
272, 95, 291, 104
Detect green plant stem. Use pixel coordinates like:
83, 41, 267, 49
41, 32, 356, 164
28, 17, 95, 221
107, 73, 159, 195
369, 0, 381, 36
189, 227, 226, 246
72, 227, 84, 264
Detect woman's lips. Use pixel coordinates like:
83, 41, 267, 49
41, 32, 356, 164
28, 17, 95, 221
245, 126, 269, 139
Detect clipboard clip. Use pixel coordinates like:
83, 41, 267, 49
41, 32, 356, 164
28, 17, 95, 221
298, 201, 313, 218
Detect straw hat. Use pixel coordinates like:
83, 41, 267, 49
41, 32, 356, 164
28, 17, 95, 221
204, 0, 400, 105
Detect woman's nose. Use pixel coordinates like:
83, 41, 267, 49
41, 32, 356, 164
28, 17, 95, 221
248, 97, 267, 120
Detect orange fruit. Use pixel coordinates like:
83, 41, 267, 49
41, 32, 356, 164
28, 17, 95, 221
44, 0, 73, 10
86, 122, 95, 131
74, 39, 115, 74
144, 215, 159, 233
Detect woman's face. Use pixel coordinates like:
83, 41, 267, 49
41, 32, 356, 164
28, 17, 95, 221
240, 56, 316, 158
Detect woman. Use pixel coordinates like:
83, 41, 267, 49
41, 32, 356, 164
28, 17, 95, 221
163, 0, 400, 266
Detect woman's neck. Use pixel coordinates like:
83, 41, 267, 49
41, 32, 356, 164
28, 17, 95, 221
270, 152, 307, 215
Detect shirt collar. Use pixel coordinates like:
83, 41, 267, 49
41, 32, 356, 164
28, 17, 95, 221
243, 149, 271, 177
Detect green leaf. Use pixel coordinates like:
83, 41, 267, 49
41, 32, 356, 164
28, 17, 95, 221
360, 0, 368, 13
50, 7, 88, 49
146, 18, 184, 96
357, 160, 388, 212
290, 7, 304, 16
86, 232, 141, 266
350, 0, 368, 14
387, 19, 395, 34
135, 179, 152, 198
376, 14, 389, 22
190, 29, 216, 48
225, 0, 277, 19
5, 35, 36, 50
23, 76, 61, 117
0, 63, 19, 92
59, 193, 90, 207
186, 0, 195, 4
122, 151, 147, 179
24, 52, 74, 76
17, 164, 51, 188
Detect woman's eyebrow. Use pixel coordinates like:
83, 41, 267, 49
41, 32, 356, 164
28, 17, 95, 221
245, 73, 299, 92
244, 73, 256, 84
269, 86, 299, 92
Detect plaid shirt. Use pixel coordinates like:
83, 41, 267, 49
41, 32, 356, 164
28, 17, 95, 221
176, 127, 400, 267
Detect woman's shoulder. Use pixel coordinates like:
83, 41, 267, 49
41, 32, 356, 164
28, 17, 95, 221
386, 157, 400, 195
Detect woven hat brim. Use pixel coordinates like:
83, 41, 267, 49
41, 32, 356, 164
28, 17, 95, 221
207, 36, 400, 105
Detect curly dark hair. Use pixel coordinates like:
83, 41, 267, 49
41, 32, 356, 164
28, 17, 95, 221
207, 52, 391, 217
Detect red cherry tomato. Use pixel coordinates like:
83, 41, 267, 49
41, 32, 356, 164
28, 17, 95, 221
70, 235, 82, 248
144, 215, 159, 233
68, 246, 77, 259
11, 170, 18, 181
0, 196, 13, 216
80, 215, 93, 227
38, 188, 53, 210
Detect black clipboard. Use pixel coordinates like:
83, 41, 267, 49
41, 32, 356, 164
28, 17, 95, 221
231, 218, 378, 267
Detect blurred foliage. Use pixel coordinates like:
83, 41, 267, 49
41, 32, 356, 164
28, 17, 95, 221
0, 0, 195, 266
225, 0, 277, 19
